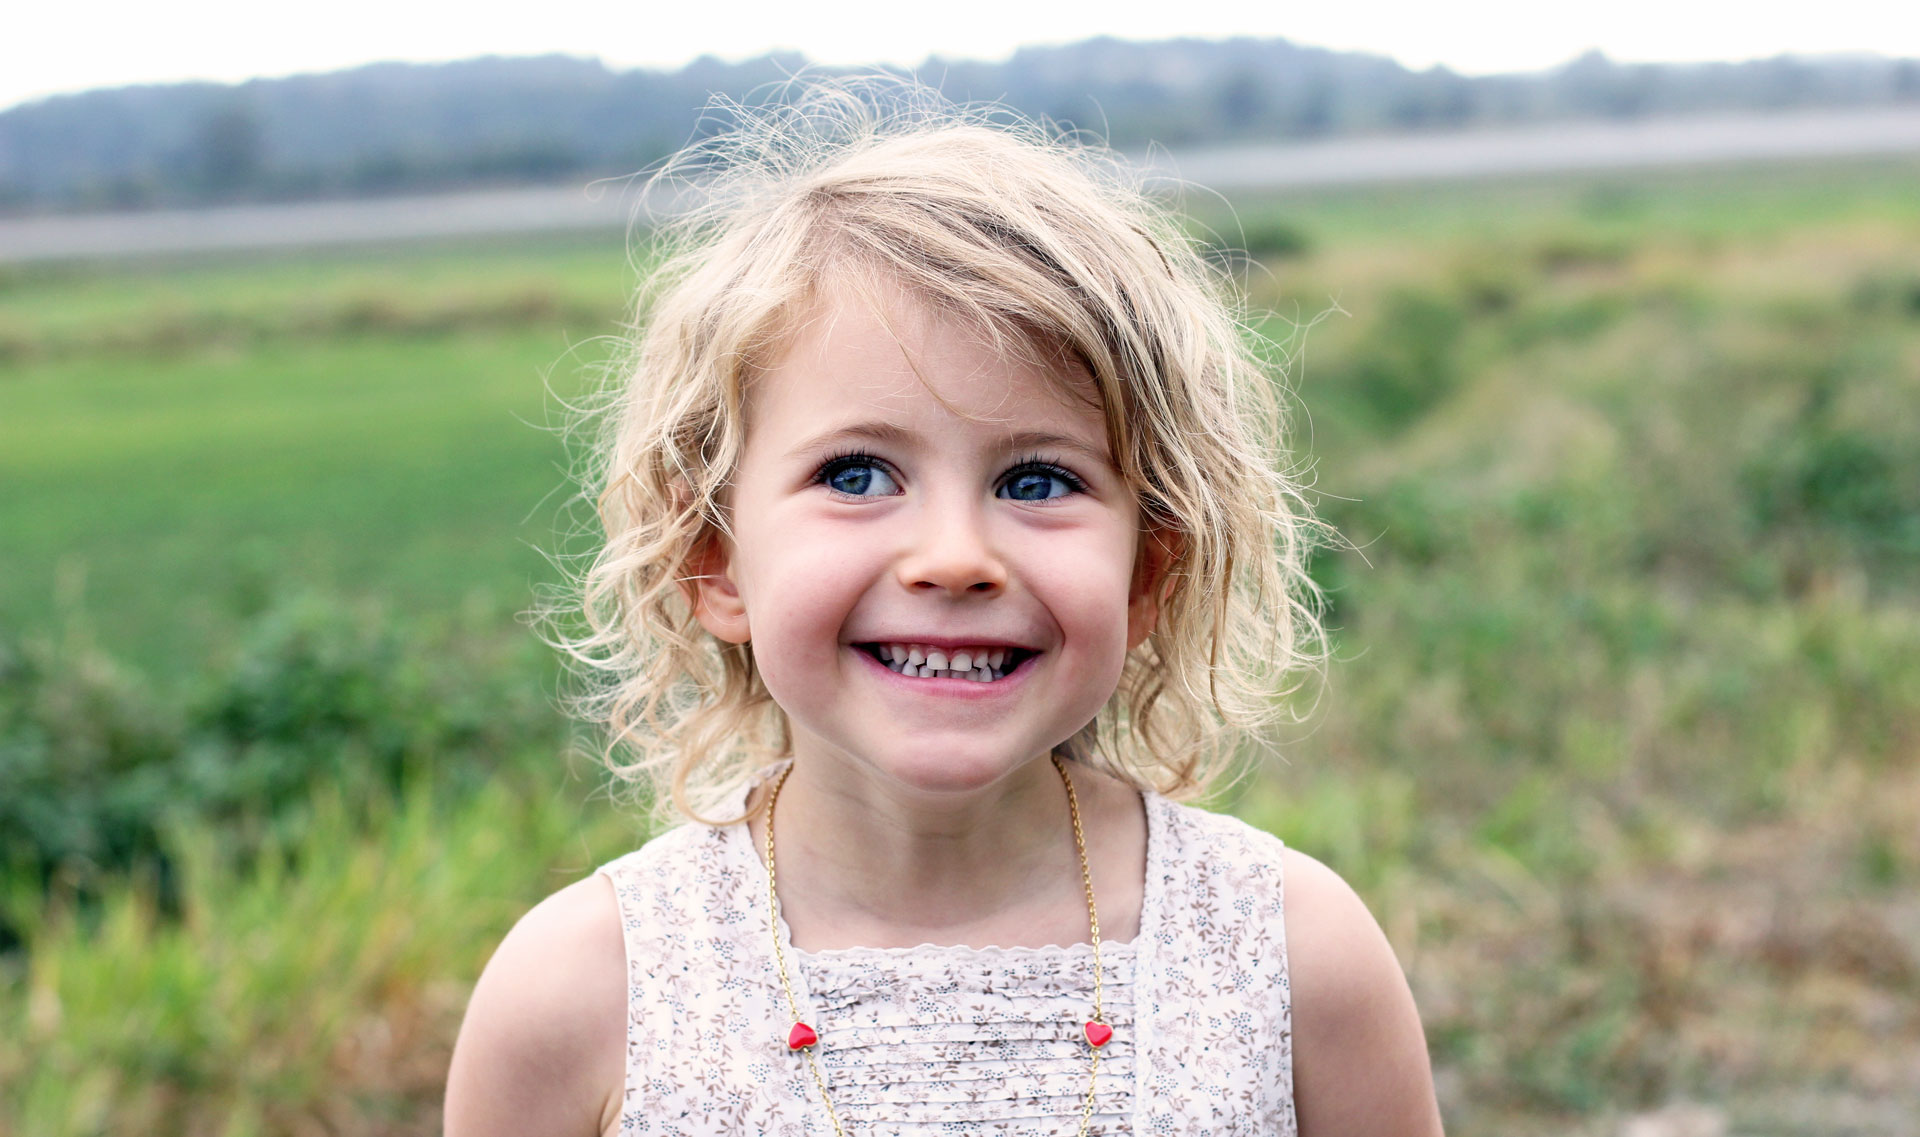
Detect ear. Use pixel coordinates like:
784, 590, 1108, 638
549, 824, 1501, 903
686, 529, 752, 644
1126, 526, 1183, 650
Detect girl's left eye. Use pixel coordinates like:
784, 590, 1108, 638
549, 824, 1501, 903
818, 456, 901, 497
997, 463, 1083, 502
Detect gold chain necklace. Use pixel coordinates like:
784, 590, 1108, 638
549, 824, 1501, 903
762, 754, 1110, 1136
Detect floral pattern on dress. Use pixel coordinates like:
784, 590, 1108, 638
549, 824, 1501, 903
599, 769, 1295, 1136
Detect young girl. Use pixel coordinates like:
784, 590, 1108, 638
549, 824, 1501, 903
445, 85, 1443, 1137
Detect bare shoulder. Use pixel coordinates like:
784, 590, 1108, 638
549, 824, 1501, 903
444, 874, 628, 1137
1281, 847, 1444, 1137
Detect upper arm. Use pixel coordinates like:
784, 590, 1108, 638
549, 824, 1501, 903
444, 874, 628, 1137
1283, 848, 1444, 1137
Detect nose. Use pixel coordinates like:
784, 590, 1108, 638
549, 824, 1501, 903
896, 496, 1007, 596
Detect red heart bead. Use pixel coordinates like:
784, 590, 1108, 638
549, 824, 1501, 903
787, 1022, 818, 1050
1085, 1021, 1113, 1048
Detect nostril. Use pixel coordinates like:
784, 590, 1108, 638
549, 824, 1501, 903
913, 578, 999, 593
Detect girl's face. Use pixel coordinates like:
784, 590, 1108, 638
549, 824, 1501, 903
692, 278, 1166, 798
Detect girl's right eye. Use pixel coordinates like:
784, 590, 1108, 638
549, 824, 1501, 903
817, 455, 901, 497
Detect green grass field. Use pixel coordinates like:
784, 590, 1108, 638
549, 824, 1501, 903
0, 233, 635, 671
3, 159, 1919, 1136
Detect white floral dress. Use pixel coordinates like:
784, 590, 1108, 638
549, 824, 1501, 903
598, 771, 1296, 1135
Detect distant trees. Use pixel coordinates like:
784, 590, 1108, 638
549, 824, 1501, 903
2, 40, 1916, 214
189, 103, 265, 197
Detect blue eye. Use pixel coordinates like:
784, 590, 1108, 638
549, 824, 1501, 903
819, 456, 901, 497
998, 464, 1081, 502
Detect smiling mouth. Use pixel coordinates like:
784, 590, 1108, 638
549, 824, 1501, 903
858, 642, 1034, 682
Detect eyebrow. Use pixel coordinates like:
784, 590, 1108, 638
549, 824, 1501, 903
785, 422, 916, 460
1000, 430, 1115, 466
786, 424, 1114, 466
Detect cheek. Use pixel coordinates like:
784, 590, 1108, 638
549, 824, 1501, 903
733, 533, 870, 679
1028, 530, 1139, 663
1049, 579, 1136, 733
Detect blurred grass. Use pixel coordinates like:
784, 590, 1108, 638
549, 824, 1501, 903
0, 232, 629, 359
0, 236, 634, 674
1220, 159, 1920, 1133
2, 771, 639, 1137
1188, 156, 1920, 248
3, 158, 1919, 1135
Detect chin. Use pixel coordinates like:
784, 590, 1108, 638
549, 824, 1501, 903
865, 744, 1055, 797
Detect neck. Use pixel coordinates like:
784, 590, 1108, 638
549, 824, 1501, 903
752, 749, 1145, 953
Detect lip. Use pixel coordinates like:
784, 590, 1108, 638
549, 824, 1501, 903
848, 635, 1039, 653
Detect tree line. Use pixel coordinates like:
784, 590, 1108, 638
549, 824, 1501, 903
3, 38, 1917, 214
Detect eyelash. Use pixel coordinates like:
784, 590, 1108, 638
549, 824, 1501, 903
1006, 454, 1088, 496
810, 452, 1088, 496
813, 450, 891, 487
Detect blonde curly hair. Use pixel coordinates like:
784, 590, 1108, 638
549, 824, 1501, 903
558, 80, 1324, 823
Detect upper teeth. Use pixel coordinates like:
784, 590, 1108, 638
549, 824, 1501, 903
872, 643, 1013, 682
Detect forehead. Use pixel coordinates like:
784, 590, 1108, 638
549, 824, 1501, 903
747, 275, 1108, 447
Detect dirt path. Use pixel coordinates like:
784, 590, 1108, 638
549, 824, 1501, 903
5, 106, 1920, 263
1145, 105, 1920, 190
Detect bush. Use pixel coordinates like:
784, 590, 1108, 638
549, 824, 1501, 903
0, 596, 570, 923
0, 638, 180, 911
1336, 288, 1467, 429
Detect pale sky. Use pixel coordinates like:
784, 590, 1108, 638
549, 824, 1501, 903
7, 1, 1915, 112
